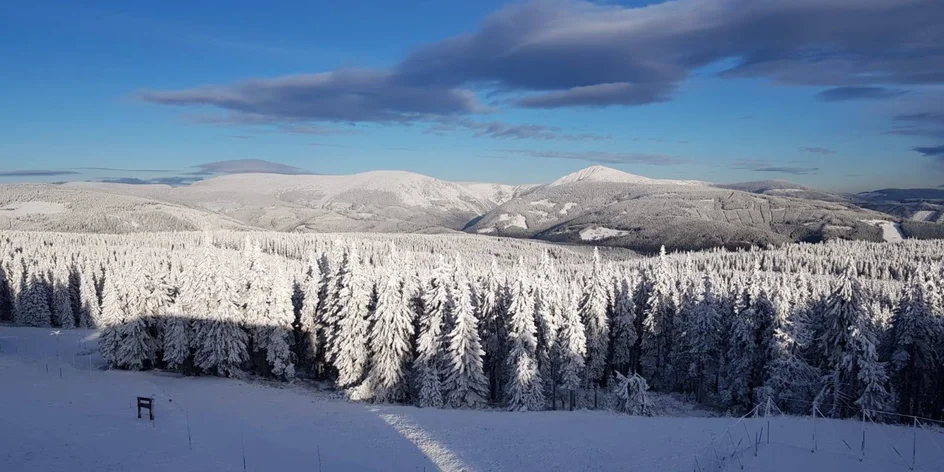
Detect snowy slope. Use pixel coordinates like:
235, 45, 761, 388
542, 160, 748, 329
3, 326, 941, 472
469, 168, 889, 253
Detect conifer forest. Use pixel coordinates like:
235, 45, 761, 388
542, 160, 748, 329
2, 230, 943, 421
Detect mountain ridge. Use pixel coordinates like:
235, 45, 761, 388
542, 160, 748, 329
3, 165, 935, 251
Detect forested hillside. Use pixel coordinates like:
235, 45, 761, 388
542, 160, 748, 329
2, 231, 942, 420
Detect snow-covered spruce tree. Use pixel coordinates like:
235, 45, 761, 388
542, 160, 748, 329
0, 264, 12, 323
557, 284, 587, 410
412, 255, 452, 408
17, 268, 52, 328
51, 263, 75, 329
578, 247, 610, 387
884, 268, 941, 418
161, 301, 192, 372
298, 255, 323, 366
761, 288, 819, 413
641, 246, 678, 390
98, 268, 124, 367
687, 274, 721, 402
534, 250, 563, 401
442, 256, 489, 409
814, 263, 889, 418
78, 263, 101, 328
331, 246, 372, 388
53, 278, 76, 329
191, 247, 248, 378
479, 259, 509, 403
241, 243, 272, 356
505, 270, 545, 411
265, 265, 296, 380
612, 371, 650, 416
609, 276, 636, 376
116, 310, 156, 370
356, 245, 415, 403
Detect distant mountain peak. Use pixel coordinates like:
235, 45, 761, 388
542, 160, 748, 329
551, 165, 706, 187
551, 165, 654, 186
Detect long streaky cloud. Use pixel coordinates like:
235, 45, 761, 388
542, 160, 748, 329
139, 0, 943, 124
0, 170, 81, 177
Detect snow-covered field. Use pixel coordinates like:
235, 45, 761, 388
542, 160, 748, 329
579, 226, 631, 241
861, 219, 904, 242
3, 327, 942, 472
0, 201, 67, 217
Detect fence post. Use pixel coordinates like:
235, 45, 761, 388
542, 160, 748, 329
811, 405, 818, 453
860, 410, 866, 461
766, 398, 772, 445
912, 417, 917, 470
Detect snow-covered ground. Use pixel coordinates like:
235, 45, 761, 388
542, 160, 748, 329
911, 210, 935, 222
0, 201, 66, 217
2, 327, 942, 472
579, 226, 631, 241
861, 219, 904, 242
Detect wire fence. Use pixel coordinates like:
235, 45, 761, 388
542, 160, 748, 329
692, 397, 944, 472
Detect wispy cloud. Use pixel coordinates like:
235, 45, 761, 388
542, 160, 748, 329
194, 159, 312, 175
0, 170, 80, 177
428, 119, 609, 141
99, 176, 202, 186
913, 145, 944, 167
502, 149, 686, 166
800, 147, 836, 155
815, 86, 906, 102
731, 159, 820, 175
73, 166, 174, 173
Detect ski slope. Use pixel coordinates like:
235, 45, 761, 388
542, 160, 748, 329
2, 327, 942, 472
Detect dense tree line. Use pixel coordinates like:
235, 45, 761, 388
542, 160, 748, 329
1, 231, 942, 420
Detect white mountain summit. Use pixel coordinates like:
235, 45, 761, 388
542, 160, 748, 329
550, 165, 706, 187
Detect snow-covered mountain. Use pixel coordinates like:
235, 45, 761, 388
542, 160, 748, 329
468, 168, 891, 252
2, 165, 933, 249
549, 165, 706, 187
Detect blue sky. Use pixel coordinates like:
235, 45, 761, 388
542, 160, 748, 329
1, 0, 942, 191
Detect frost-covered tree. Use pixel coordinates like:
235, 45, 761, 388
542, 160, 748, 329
265, 265, 296, 380
609, 276, 636, 375
357, 245, 414, 402
191, 247, 248, 378
641, 246, 678, 389
98, 268, 123, 367
884, 269, 941, 418
814, 263, 889, 417
479, 259, 508, 403
413, 255, 451, 408
298, 256, 323, 365
579, 247, 610, 386
330, 246, 372, 388
687, 275, 721, 402
161, 302, 192, 371
557, 284, 586, 410
442, 256, 489, 409
612, 371, 650, 416
17, 267, 52, 328
505, 271, 545, 411
78, 264, 101, 328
